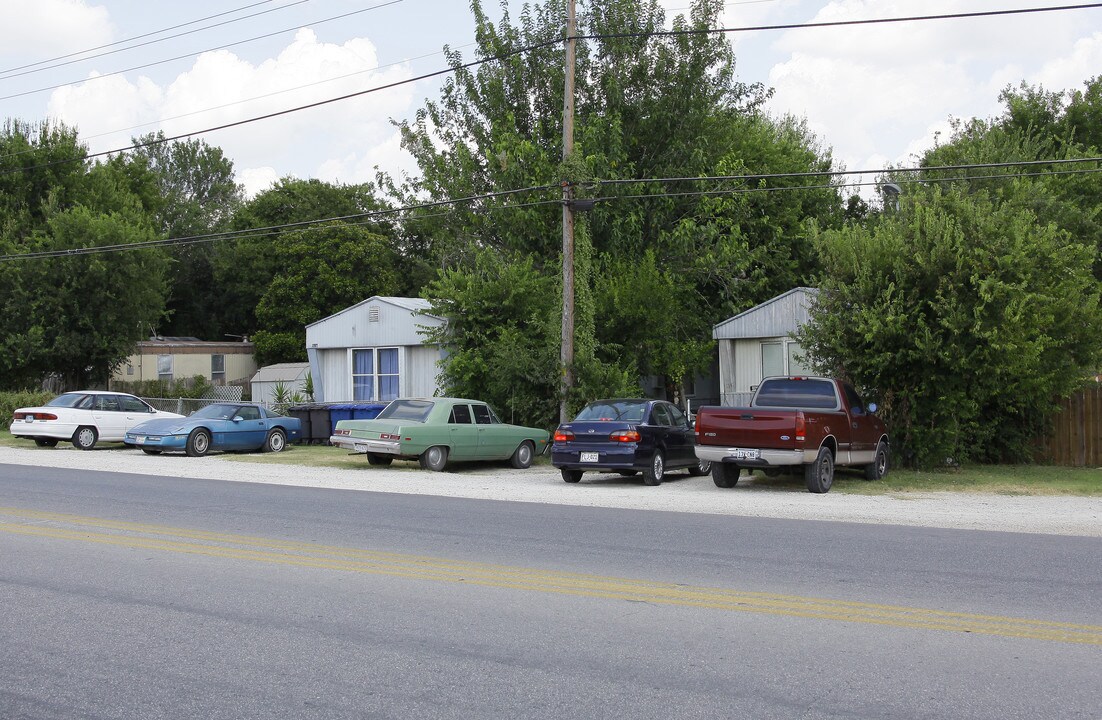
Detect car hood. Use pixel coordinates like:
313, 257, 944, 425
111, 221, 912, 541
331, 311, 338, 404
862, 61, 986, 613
127, 417, 202, 435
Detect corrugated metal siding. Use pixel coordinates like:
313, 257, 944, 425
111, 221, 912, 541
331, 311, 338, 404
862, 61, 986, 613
406, 345, 443, 397
320, 349, 349, 401
713, 287, 817, 340
306, 299, 443, 349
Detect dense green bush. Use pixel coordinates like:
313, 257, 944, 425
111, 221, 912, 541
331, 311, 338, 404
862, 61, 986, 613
0, 390, 55, 423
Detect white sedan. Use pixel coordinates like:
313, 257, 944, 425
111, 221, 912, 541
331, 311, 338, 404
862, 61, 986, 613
9, 391, 183, 450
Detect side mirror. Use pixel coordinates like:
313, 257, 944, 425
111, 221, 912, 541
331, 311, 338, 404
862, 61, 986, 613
867, 403, 878, 414
232, 416, 244, 423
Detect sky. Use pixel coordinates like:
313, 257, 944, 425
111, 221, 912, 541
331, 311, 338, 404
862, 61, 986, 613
1, 0, 1100, 198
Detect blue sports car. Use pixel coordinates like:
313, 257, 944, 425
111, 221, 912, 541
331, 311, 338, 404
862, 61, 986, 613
551, 398, 710, 485
124, 403, 302, 456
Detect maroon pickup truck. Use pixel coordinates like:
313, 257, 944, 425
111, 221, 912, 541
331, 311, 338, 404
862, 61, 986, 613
694, 376, 889, 493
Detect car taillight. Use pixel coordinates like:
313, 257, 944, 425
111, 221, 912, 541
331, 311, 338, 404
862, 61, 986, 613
609, 429, 641, 443
380, 433, 400, 440
16, 412, 57, 421
795, 411, 806, 442
335, 428, 350, 436
553, 430, 574, 443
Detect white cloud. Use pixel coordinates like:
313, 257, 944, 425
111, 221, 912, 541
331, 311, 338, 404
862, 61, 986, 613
238, 166, 280, 199
46, 27, 421, 187
0, 0, 112, 57
760, 0, 1101, 180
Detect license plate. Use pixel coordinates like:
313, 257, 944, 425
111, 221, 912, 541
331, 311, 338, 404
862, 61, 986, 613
580, 452, 599, 463
354, 443, 368, 453
135, 436, 145, 445
732, 448, 760, 460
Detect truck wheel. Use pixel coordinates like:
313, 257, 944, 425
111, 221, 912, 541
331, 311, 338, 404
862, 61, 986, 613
805, 446, 834, 493
712, 463, 740, 488
864, 441, 889, 480
642, 452, 665, 486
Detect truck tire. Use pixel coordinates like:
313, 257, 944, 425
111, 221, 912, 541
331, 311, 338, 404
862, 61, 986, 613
712, 463, 740, 488
864, 441, 889, 480
805, 446, 834, 493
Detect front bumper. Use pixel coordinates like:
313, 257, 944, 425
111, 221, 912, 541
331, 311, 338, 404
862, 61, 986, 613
125, 433, 188, 451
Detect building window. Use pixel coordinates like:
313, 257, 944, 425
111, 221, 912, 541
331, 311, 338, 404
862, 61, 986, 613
761, 342, 784, 378
211, 354, 225, 385
762, 340, 810, 379
126, 363, 134, 376
352, 348, 401, 402
157, 354, 173, 383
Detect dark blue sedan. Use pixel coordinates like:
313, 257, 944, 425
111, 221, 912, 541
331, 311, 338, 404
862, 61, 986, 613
124, 403, 302, 457
551, 398, 709, 485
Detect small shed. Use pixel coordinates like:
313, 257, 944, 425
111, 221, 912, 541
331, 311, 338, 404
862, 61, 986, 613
251, 362, 311, 405
713, 287, 818, 405
305, 296, 446, 403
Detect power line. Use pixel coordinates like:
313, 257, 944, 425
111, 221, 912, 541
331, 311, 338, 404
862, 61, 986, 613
2, 158, 1099, 262
3, 4, 1098, 174
0, 0, 307, 80
573, 3, 1102, 42
0, 0, 404, 102
0, 36, 564, 176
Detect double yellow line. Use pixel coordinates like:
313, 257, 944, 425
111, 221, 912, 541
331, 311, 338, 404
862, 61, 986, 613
3, 506, 1100, 646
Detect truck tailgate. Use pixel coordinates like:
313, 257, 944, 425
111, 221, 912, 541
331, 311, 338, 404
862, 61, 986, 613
696, 407, 798, 449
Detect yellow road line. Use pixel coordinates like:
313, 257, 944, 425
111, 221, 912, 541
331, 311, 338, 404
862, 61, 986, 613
2, 506, 1099, 645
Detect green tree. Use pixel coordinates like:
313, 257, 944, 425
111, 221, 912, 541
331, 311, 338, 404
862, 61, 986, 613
0, 121, 169, 388
120, 133, 244, 339
215, 177, 402, 340
800, 184, 1102, 467
393, 0, 842, 412
251, 222, 404, 365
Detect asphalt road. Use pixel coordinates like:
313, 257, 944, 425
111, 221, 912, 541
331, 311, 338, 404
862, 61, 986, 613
1, 464, 1100, 719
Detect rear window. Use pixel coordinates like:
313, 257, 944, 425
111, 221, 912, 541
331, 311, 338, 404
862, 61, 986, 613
752, 379, 838, 409
575, 400, 647, 422
377, 399, 434, 422
47, 393, 93, 409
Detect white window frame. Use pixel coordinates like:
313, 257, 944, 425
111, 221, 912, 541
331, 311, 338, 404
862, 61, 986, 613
211, 354, 225, 384
350, 347, 401, 402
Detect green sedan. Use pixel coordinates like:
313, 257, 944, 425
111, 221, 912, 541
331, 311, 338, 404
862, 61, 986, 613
329, 397, 550, 471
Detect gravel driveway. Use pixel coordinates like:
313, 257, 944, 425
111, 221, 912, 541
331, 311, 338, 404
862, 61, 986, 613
2, 444, 1100, 537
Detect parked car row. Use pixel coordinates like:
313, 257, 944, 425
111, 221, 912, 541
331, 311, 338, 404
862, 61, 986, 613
9, 378, 889, 493
9, 391, 300, 456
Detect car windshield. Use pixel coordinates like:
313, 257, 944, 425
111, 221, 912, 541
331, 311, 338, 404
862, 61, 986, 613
191, 404, 241, 420
46, 393, 93, 409
574, 400, 648, 422
377, 399, 434, 422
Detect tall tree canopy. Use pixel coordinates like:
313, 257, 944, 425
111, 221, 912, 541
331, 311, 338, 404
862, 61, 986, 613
0, 120, 169, 389
118, 132, 244, 339
395, 0, 844, 426
215, 177, 411, 363
801, 78, 1102, 467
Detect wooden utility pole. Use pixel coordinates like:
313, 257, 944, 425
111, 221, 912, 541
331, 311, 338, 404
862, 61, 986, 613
559, 0, 577, 424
